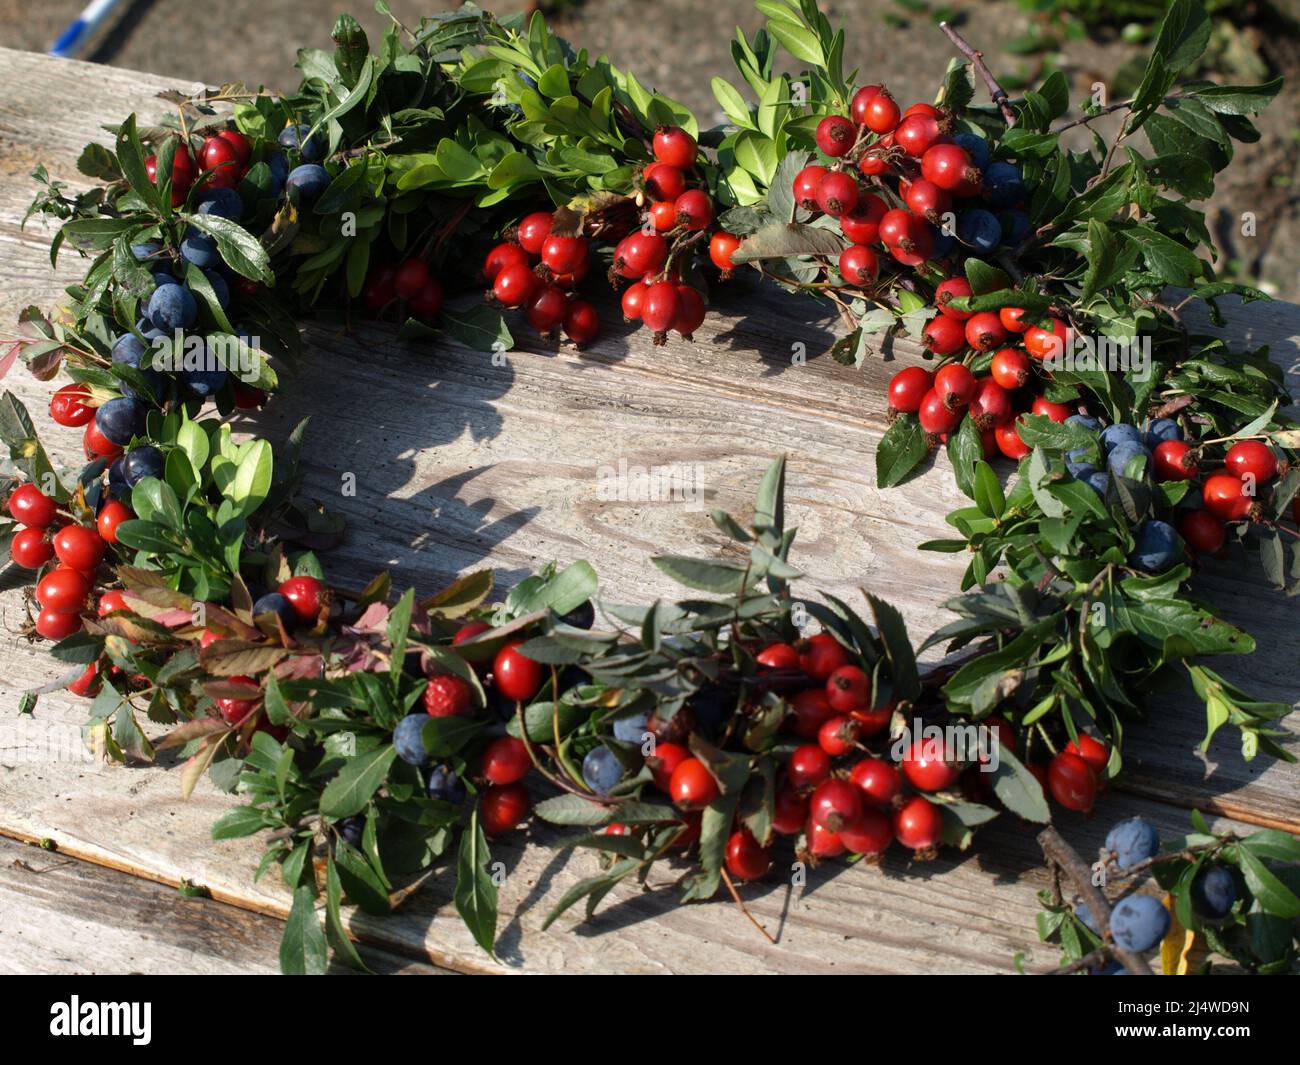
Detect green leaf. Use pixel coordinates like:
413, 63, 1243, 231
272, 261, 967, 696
730, 222, 845, 263
440, 305, 513, 353
230, 438, 273, 517
183, 214, 273, 283
280, 885, 328, 975
876, 414, 929, 488
454, 811, 499, 955
318, 745, 398, 819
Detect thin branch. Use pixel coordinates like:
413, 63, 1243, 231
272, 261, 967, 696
720, 867, 778, 944
939, 22, 1017, 128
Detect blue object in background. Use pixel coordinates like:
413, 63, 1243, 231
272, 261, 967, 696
49, 0, 125, 58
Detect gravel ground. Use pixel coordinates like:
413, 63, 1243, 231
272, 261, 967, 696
1, 0, 1296, 297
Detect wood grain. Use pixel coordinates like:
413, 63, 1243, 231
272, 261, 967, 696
0, 46, 1297, 973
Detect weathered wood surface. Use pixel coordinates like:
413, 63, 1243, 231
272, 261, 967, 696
0, 47, 1296, 973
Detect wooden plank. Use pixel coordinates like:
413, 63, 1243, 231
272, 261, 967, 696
0, 835, 447, 974
0, 47, 1297, 972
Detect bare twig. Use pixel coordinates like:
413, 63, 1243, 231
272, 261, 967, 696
939, 22, 1017, 128
721, 867, 778, 944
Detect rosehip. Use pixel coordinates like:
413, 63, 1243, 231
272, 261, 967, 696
53, 524, 105, 572
894, 112, 944, 158
672, 286, 706, 339
796, 633, 851, 680
838, 244, 878, 287
789, 688, 835, 738
648, 741, 690, 791
1047, 751, 1097, 812
36, 566, 90, 613
1180, 510, 1225, 554
481, 783, 531, 835
515, 211, 554, 255
787, 743, 832, 790
922, 313, 966, 355
621, 279, 650, 321
674, 189, 713, 231
990, 347, 1031, 390
1024, 318, 1069, 361
809, 777, 864, 832
8, 484, 57, 527
888, 366, 932, 413
526, 284, 568, 333
10, 527, 54, 569
818, 715, 860, 757
394, 257, 431, 299
995, 420, 1031, 460
934, 363, 976, 411
481, 736, 531, 785
839, 194, 887, 245
278, 575, 324, 622
839, 808, 893, 855
920, 144, 979, 191
709, 231, 742, 271
1224, 440, 1278, 484
643, 162, 686, 201
756, 642, 799, 669
1031, 395, 1072, 423
669, 757, 719, 809
850, 757, 902, 808
50, 383, 94, 427
653, 125, 697, 169
964, 311, 1008, 352
918, 389, 962, 435
725, 828, 772, 881
1000, 306, 1029, 333
826, 664, 871, 712
1153, 439, 1198, 481
793, 165, 828, 211
642, 281, 682, 335
816, 115, 857, 157
540, 234, 588, 277
893, 796, 942, 851
492, 262, 538, 308
850, 85, 881, 126
564, 299, 601, 346
772, 785, 809, 835
494, 642, 543, 702
934, 277, 973, 319
35, 608, 83, 641
863, 90, 901, 134
1202, 474, 1250, 521
806, 819, 845, 858
901, 741, 960, 791
814, 171, 858, 218
968, 377, 1013, 429
1064, 733, 1109, 775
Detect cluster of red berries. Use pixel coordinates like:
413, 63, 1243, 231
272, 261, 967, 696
1166, 438, 1289, 556
889, 292, 1073, 458
7, 483, 111, 641
479, 211, 601, 345
363, 257, 445, 324
143, 128, 253, 207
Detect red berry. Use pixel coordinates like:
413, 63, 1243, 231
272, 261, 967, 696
995, 420, 1031, 460
934, 363, 976, 411
621, 279, 650, 321
849, 700, 893, 736
709, 231, 742, 271
863, 90, 901, 134
669, 757, 719, 809
920, 144, 978, 191
494, 642, 543, 702
1203, 474, 1250, 521
815, 171, 859, 218
363, 263, 397, 312
894, 112, 944, 158
409, 278, 444, 322
50, 383, 94, 427
53, 524, 105, 572
36, 566, 90, 613
878, 208, 916, 249
839, 808, 893, 855
35, 608, 83, 641
1047, 751, 1097, 812
216, 675, 260, 724
453, 620, 492, 645
1031, 395, 1072, 423
481, 736, 531, 785
67, 660, 101, 698
10, 527, 53, 569
816, 115, 857, 157
818, 715, 860, 757
8, 484, 57, 527
850, 757, 902, 808
1064, 733, 1109, 775
965, 311, 1008, 353
649, 200, 678, 231
839, 194, 887, 245
850, 85, 882, 125
969, 377, 1013, 429
1000, 306, 1029, 333
492, 263, 538, 308
889, 226, 935, 267
826, 664, 871, 712
806, 819, 845, 858
83, 420, 123, 461
1153, 439, 1198, 482
199, 136, 242, 188
642, 281, 682, 334
797, 633, 850, 680
216, 129, 252, 166
643, 162, 687, 201
838, 244, 878, 287
787, 743, 832, 790
564, 299, 601, 346
1180, 510, 1226, 554
934, 277, 973, 320
918, 389, 962, 435
990, 347, 1031, 390
648, 741, 690, 791
145, 148, 196, 205
540, 234, 588, 277
903, 102, 942, 119
526, 284, 568, 333
789, 688, 835, 739
278, 575, 324, 622
725, 828, 772, 881
98, 589, 127, 616
424, 673, 473, 717
516, 211, 554, 255
1024, 318, 1069, 361
672, 286, 706, 339
922, 313, 966, 355
756, 642, 799, 669
653, 126, 697, 169
901, 741, 960, 791
793, 165, 829, 211
94, 499, 131, 548
810, 777, 864, 832
888, 366, 932, 414
481, 783, 531, 835
483, 243, 529, 284
1224, 440, 1278, 484
893, 796, 942, 851
858, 139, 893, 177
394, 257, 431, 299
674, 189, 713, 231
772, 785, 809, 834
